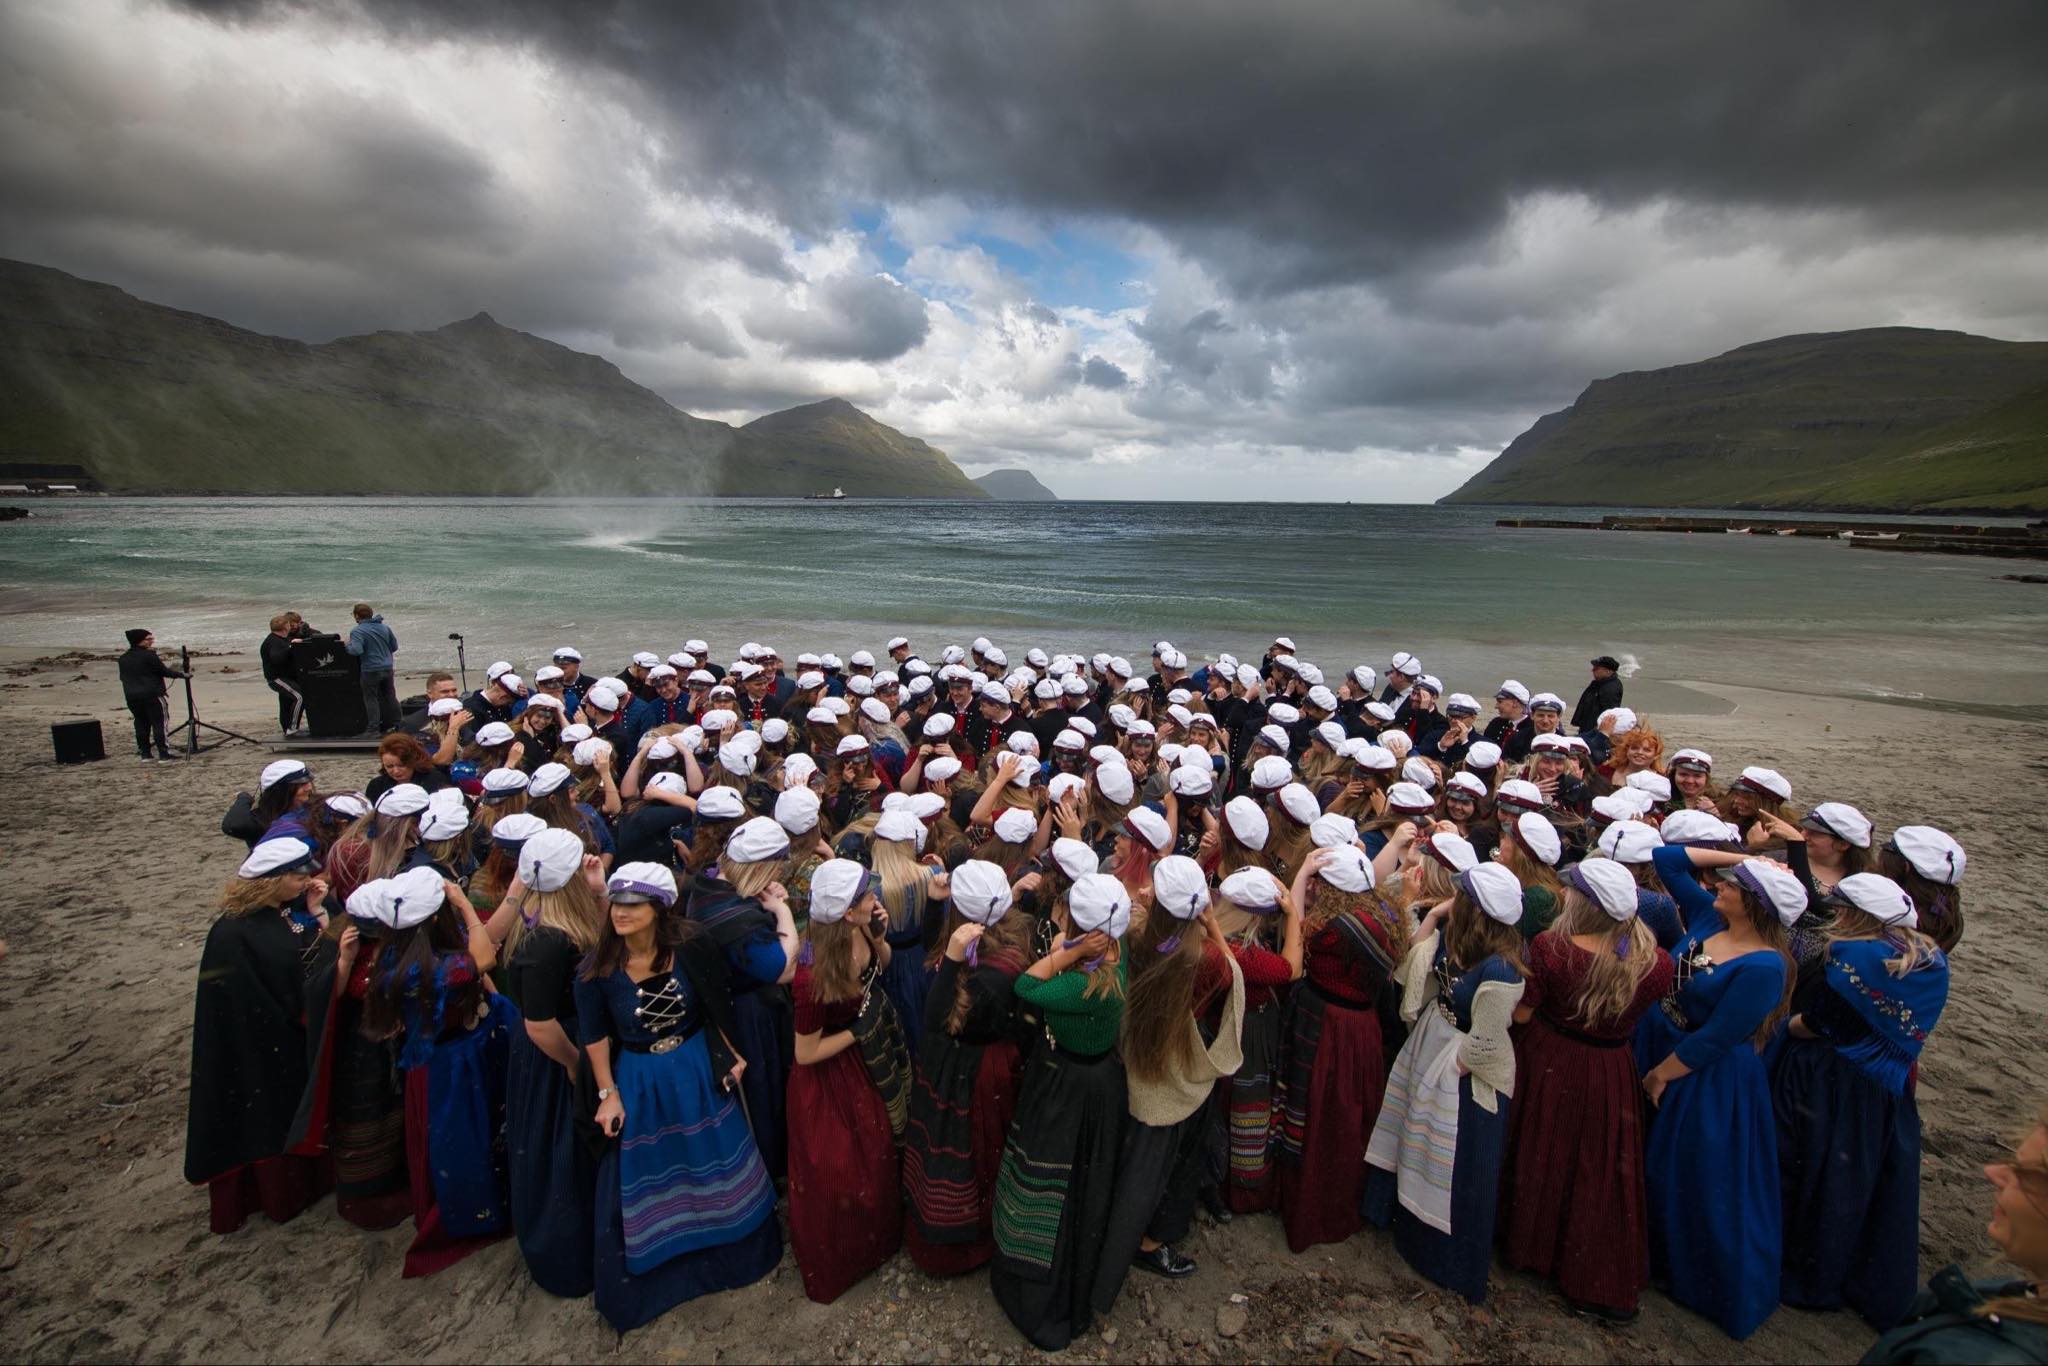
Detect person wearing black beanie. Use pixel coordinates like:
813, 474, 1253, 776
118, 627, 186, 761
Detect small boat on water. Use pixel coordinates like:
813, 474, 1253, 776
805, 486, 846, 500
1840, 530, 1902, 542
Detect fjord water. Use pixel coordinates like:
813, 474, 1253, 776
3, 497, 2043, 715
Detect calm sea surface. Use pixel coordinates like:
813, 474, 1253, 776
3, 497, 2043, 716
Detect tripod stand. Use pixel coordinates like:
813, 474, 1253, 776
166, 645, 260, 755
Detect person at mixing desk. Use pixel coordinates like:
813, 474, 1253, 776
120, 626, 187, 761
259, 611, 317, 736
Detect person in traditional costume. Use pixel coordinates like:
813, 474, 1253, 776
1878, 825, 1967, 954
902, 859, 1031, 1275
1091, 855, 1244, 1307
184, 838, 336, 1233
787, 859, 910, 1304
351, 865, 516, 1277
1203, 862, 1304, 1217
495, 828, 607, 1298
1275, 844, 1405, 1252
869, 807, 946, 1062
1775, 871, 1950, 1329
577, 861, 781, 1333
1499, 856, 1675, 1321
1635, 847, 1804, 1339
991, 872, 1130, 1351
683, 814, 801, 1182
1364, 861, 1527, 1303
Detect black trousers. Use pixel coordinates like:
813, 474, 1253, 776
359, 668, 400, 732
268, 678, 304, 733
127, 694, 170, 756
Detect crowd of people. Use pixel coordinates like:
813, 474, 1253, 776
184, 629, 2025, 1356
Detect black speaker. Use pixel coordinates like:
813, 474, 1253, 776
52, 719, 105, 764
291, 634, 368, 737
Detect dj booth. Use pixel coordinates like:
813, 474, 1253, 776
290, 634, 369, 737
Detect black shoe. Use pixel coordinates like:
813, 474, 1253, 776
1568, 1298, 1639, 1325
1130, 1244, 1197, 1279
156, 750, 181, 761
138, 753, 154, 763
1199, 1187, 1233, 1224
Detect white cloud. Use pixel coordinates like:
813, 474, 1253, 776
2, 1, 2046, 502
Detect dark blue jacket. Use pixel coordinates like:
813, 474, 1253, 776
346, 616, 398, 671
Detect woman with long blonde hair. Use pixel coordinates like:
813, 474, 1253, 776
184, 839, 334, 1235
1774, 872, 1951, 1329
869, 808, 947, 1062
1205, 795, 1272, 878
1092, 856, 1245, 1303
326, 783, 426, 903
1500, 857, 1675, 1321
1275, 845, 1405, 1253
1364, 862, 1527, 1304
1264, 783, 1317, 882
1635, 843, 1803, 1339
1496, 810, 1566, 938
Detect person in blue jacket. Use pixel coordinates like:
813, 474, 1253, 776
345, 603, 401, 734
1635, 844, 1807, 1340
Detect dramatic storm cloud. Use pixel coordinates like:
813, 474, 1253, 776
3, 0, 2046, 498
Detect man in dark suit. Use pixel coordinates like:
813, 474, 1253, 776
1572, 655, 1626, 734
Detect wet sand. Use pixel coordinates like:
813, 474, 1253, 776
1, 646, 2042, 1364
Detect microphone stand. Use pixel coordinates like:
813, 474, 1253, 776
166, 645, 260, 755
448, 632, 469, 693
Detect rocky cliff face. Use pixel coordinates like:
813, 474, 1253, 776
1441, 328, 2048, 513
0, 258, 984, 498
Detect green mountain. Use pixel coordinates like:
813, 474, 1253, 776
0, 257, 987, 498
973, 467, 1059, 501
1440, 328, 2048, 514
719, 398, 985, 498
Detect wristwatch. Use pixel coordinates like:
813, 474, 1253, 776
597, 1087, 614, 1101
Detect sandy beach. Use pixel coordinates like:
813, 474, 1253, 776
2, 644, 2042, 1365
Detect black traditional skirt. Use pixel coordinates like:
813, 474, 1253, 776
991, 1045, 1126, 1352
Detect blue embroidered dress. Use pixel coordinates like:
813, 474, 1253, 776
574, 954, 781, 1334
1773, 935, 1948, 1329
1635, 845, 1789, 1340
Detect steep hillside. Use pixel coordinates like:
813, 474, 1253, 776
722, 398, 987, 498
0, 258, 983, 498
973, 467, 1059, 500
1441, 328, 2048, 513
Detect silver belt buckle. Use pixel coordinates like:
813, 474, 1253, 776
649, 1034, 682, 1055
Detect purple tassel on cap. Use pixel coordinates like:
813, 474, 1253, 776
964, 936, 979, 968
1156, 932, 1183, 955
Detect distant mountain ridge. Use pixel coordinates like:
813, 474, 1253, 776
973, 467, 1058, 500
0, 258, 988, 498
1440, 327, 2048, 514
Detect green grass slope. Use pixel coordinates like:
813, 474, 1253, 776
721, 399, 988, 498
0, 258, 986, 499
1441, 328, 2048, 514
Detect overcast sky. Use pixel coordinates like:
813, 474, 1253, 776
4, 0, 2046, 500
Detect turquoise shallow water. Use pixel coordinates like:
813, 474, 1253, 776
2, 497, 2043, 715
